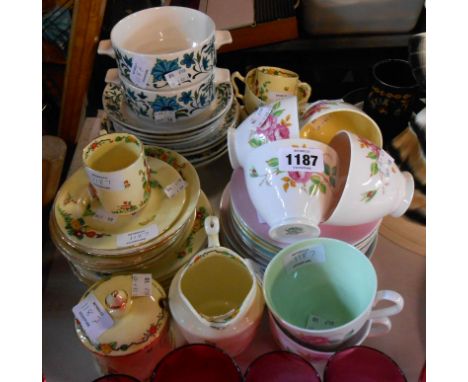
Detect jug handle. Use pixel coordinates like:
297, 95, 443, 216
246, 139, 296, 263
205, 216, 220, 248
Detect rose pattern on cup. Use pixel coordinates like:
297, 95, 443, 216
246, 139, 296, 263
114, 38, 216, 90
248, 147, 337, 196
301, 100, 343, 121
248, 101, 293, 148
357, 136, 399, 203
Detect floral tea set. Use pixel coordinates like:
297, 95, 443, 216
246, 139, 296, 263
98, 6, 237, 167
48, 5, 417, 382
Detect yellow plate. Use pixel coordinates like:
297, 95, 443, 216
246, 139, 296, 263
54, 157, 186, 251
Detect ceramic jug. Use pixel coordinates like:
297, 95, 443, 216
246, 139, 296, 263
168, 216, 264, 357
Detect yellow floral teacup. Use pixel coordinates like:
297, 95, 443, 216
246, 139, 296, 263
82, 133, 150, 215
255, 66, 311, 104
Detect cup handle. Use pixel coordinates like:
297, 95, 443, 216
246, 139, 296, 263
369, 290, 404, 320
97, 40, 115, 59
214, 30, 233, 50
214, 67, 231, 84
231, 71, 246, 103
105, 68, 121, 85
368, 317, 392, 338
204, 216, 220, 248
298, 82, 312, 103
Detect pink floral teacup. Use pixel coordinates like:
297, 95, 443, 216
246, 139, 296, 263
325, 130, 414, 225
227, 96, 299, 169
244, 138, 338, 243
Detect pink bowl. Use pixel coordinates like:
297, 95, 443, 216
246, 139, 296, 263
230, 168, 381, 247
324, 346, 407, 382
245, 351, 321, 382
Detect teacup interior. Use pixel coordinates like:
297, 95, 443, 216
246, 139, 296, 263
86, 139, 140, 173
113, 7, 214, 54
300, 111, 381, 146
267, 240, 376, 330
181, 252, 253, 317
325, 132, 350, 220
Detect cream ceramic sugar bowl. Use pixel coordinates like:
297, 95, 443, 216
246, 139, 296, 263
74, 275, 172, 382
168, 216, 264, 357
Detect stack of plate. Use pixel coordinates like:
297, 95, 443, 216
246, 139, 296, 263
49, 146, 212, 290
103, 79, 238, 168
219, 169, 381, 275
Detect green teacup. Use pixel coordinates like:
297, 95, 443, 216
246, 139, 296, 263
263, 238, 404, 349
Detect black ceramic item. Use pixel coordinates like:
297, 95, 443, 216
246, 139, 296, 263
363, 59, 420, 142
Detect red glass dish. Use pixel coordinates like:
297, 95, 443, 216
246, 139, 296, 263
419, 363, 426, 382
324, 346, 407, 382
245, 351, 321, 382
151, 344, 243, 382
93, 375, 139, 382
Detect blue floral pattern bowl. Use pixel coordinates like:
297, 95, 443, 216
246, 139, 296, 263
97, 6, 232, 90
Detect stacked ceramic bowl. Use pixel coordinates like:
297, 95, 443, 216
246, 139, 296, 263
98, 6, 237, 168
219, 168, 381, 276
50, 137, 212, 291
225, 96, 415, 264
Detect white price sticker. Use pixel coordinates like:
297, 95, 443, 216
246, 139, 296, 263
72, 293, 114, 343
117, 224, 159, 247
306, 314, 336, 330
279, 147, 324, 173
284, 244, 326, 273
153, 110, 176, 123
92, 208, 117, 224
129, 56, 152, 87
85, 168, 124, 191
164, 178, 187, 198
247, 105, 273, 131
165, 67, 190, 88
132, 273, 152, 297
269, 91, 292, 101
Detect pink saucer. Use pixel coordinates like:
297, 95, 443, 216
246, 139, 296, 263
230, 169, 381, 246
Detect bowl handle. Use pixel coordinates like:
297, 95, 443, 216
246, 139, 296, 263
97, 40, 115, 59
231, 71, 246, 103
214, 30, 233, 50
369, 290, 404, 320
105, 69, 121, 85
368, 317, 392, 338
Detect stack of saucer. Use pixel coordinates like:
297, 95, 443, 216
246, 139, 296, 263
50, 141, 212, 291
99, 6, 237, 168
219, 168, 381, 275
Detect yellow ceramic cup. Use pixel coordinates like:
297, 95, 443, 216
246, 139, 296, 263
300, 100, 383, 147
255, 66, 311, 104
82, 132, 151, 215
232, 69, 311, 115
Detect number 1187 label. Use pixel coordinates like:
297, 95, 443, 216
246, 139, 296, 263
278, 147, 324, 173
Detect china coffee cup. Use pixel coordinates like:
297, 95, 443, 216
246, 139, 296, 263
244, 138, 339, 242
300, 99, 382, 146
263, 238, 404, 348
227, 96, 300, 169
231, 69, 311, 115
82, 133, 150, 215
98, 6, 232, 90
254, 66, 312, 104
325, 130, 414, 226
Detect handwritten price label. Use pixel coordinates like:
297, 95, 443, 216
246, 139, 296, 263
132, 273, 152, 297
130, 56, 152, 87
279, 147, 324, 173
165, 67, 190, 88
92, 208, 117, 224
153, 110, 176, 123
85, 168, 124, 191
164, 178, 187, 198
117, 225, 159, 247
284, 244, 326, 273
72, 293, 114, 343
